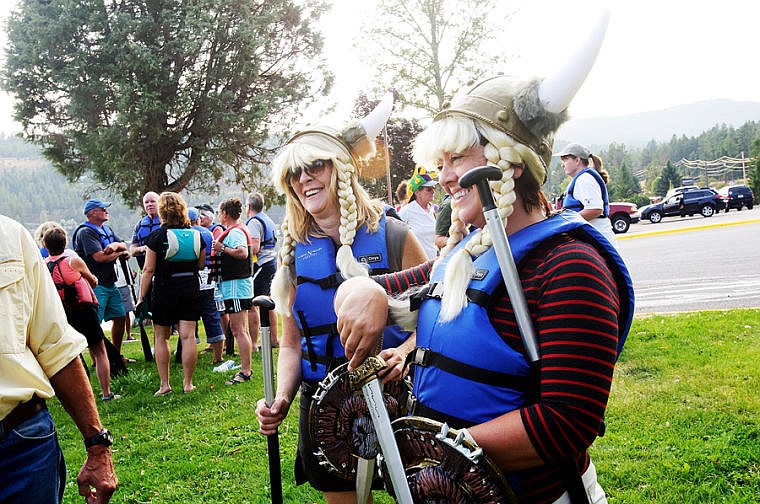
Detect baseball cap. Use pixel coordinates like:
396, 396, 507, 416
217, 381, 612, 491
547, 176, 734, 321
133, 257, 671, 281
407, 166, 438, 201
187, 207, 200, 221
554, 143, 591, 159
84, 198, 111, 214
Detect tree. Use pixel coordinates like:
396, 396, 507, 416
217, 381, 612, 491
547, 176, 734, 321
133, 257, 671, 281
2, 0, 331, 207
362, 0, 507, 115
749, 136, 760, 196
609, 161, 639, 201
653, 161, 681, 196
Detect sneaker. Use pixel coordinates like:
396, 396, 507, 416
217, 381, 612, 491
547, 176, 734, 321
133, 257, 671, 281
213, 360, 236, 373
102, 392, 122, 402
125, 334, 137, 342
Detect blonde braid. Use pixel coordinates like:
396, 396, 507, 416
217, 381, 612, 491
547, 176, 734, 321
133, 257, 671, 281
335, 160, 369, 279
271, 216, 296, 316
429, 197, 468, 281
438, 139, 519, 322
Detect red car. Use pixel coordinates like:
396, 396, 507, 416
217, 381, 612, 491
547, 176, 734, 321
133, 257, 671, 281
553, 199, 640, 234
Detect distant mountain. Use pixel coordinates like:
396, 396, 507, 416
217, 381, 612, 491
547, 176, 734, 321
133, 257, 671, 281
556, 99, 760, 148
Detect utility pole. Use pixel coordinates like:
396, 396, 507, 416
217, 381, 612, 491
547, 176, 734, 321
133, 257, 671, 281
741, 151, 747, 184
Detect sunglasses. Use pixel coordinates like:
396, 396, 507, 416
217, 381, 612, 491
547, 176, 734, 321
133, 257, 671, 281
286, 159, 332, 185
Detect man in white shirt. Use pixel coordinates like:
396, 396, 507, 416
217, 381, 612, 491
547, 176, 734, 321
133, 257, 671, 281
0, 214, 118, 503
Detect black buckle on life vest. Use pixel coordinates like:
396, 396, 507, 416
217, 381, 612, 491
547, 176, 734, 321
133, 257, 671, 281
425, 282, 444, 299
296, 273, 345, 290
408, 284, 432, 312
408, 347, 432, 367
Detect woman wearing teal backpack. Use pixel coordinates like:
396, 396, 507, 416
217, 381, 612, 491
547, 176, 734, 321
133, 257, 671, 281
139, 191, 206, 396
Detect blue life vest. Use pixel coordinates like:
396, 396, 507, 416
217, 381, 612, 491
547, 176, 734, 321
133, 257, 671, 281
293, 214, 407, 382
134, 215, 161, 245
193, 224, 214, 266
411, 211, 634, 427
563, 167, 610, 217
72, 221, 117, 252
132, 215, 161, 269
246, 212, 277, 249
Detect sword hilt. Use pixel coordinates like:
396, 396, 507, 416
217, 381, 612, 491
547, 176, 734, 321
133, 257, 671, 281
349, 355, 386, 388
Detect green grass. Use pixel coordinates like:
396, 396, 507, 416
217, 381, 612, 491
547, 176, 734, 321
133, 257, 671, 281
51, 310, 759, 503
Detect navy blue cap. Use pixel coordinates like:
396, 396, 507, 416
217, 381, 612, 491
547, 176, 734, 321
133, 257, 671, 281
84, 198, 111, 214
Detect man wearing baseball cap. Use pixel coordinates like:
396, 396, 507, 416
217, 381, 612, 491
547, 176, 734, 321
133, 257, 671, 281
73, 198, 131, 349
554, 142, 617, 247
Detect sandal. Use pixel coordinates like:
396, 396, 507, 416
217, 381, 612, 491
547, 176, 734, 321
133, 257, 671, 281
225, 371, 252, 385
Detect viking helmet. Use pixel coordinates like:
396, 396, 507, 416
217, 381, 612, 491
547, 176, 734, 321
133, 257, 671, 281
273, 93, 394, 193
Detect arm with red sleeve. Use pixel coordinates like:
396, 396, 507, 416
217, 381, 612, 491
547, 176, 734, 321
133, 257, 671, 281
470, 236, 620, 500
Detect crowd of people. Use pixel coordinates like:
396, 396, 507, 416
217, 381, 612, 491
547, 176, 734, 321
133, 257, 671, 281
2, 10, 636, 504
26, 189, 283, 401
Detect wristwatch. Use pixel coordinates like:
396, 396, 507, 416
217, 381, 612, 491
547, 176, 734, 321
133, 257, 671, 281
84, 428, 114, 449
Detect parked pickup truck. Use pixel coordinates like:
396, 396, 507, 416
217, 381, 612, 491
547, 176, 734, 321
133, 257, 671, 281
554, 199, 640, 234
608, 202, 640, 234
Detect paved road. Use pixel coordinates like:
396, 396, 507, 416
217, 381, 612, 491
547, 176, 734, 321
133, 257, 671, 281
617, 207, 760, 314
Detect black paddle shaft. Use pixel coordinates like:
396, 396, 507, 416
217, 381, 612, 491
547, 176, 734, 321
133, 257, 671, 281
459, 165, 502, 211
252, 295, 282, 504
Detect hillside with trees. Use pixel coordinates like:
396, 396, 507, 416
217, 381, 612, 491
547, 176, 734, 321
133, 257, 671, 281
3, 115, 760, 232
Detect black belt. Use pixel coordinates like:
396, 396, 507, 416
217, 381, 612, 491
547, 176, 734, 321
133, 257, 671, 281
1, 396, 47, 433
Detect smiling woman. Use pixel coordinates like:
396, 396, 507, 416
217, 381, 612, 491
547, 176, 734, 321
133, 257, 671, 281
254, 95, 428, 502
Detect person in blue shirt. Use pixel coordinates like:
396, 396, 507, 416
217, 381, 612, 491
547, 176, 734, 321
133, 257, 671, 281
211, 198, 255, 386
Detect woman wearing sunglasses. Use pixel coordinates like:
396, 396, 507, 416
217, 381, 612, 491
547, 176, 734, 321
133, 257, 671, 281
255, 95, 427, 503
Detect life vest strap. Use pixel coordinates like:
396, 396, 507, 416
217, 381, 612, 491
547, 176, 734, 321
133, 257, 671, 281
296, 273, 344, 290
407, 347, 530, 391
407, 396, 473, 429
422, 281, 493, 307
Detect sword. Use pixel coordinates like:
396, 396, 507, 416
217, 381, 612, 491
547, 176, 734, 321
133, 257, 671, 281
252, 295, 283, 504
350, 356, 413, 504
355, 457, 374, 504
459, 166, 541, 364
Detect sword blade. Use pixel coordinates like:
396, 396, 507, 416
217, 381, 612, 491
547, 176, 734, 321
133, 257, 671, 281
355, 456, 374, 504
361, 378, 413, 504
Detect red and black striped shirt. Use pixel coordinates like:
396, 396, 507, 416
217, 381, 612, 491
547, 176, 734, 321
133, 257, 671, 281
377, 234, 620, 502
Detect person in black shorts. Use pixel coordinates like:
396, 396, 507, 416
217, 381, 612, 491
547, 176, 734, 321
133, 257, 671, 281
138, 192, 206, 396
43, 225, 120, 401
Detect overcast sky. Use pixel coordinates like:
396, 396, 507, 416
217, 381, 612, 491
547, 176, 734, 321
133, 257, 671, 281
1, 0, 758, 134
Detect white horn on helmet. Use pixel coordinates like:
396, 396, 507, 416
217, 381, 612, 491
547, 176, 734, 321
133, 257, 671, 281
360, 92, 394, 142
538, 9, 610, 114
